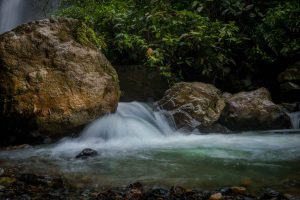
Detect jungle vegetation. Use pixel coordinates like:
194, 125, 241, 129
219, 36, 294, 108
57, 0, 300, 94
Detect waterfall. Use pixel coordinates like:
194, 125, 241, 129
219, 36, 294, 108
287, 111, 300, 129
0, 0, 24, 33
0, 0, 60, 34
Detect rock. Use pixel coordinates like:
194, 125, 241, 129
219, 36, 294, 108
143, 187, 170, 200
170, 186, 186, 199
158, 82, 225, 132
230, 186, 246, 195
75, 148, 98, 159
260, 188, 282, 199
278, 62, 300, 83
209, 192, 222, 200
125, 182, 144, 200
280, 82, 300, 92
4, 144, 32, 151
278, 62, 300, 102
279, 102, 300, 112
0, 168, 4, 177
219, 88, 291, 131
0, 18, 120, 145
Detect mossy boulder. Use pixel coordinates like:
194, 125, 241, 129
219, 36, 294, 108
0, 18, 120, 145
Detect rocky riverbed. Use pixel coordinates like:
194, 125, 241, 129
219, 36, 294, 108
0, 166, 299, 200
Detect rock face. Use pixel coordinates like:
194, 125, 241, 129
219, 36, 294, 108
0, 18, 120, 145
157, 82, 225, 131
219, 88, 291, 131
278, 61, 300, 102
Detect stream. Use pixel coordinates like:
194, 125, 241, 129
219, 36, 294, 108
0, 102, 299, 194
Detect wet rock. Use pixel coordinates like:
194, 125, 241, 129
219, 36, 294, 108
170, 186, 186, 199
279, 102, 300, 112
125, 182, 143, 200
185, 189, 212, 200
260, 188, 282, 199
4, 144, 32, 150
231, 186, 246, 195
97, 189, 123, 200
209, 192, 222, 200
219, 88, 291, 131
75, 148, 98, 159
158, 82, 225, 132
143, 187, 169, 200
0, 18, 120, 146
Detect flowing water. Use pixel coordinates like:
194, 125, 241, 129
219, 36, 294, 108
0, 102, 300, 193
0, 0, 23, 33
0, 0, 60, 34
288, 112, 300, 129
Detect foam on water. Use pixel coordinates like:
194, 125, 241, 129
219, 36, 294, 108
3, 102, 299, 162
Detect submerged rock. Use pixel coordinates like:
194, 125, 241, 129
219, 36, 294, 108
157, 82, 225, 132
219, 88, 291, 131
0, 18, 120, 146
75, 148, 98, 159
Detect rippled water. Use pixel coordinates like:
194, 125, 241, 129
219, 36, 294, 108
0, 102, 300, 193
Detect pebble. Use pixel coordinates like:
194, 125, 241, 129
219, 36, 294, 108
209, 192, 222, 200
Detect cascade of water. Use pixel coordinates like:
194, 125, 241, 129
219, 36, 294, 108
0, 0, 24, 33
287, 111, 300, 129
0, 0, 60, 34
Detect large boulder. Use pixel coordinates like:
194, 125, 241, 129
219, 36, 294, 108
157, 82, 226, 132
219, 88, 291, 131
0, 18, 120, 145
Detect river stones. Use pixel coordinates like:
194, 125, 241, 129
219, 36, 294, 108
0, 18, 120, 146
158, 82, 292, 132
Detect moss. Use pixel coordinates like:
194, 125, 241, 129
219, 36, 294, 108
73, 22, 107, 50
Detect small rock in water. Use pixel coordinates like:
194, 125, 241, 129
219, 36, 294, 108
231, 186, 246, 195
75, 148, 98, 159
209, 192, 222, 200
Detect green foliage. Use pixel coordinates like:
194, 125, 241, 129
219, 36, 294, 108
57, 0, 300, 90
74, 22, 107, 49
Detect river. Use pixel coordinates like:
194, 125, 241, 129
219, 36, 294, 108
0, 102, 299, 194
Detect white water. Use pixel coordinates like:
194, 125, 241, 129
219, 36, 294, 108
0, 0, 24, 33
1, 102, 300, 190
4, 102, 298, 162
288, 111, 300, 129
